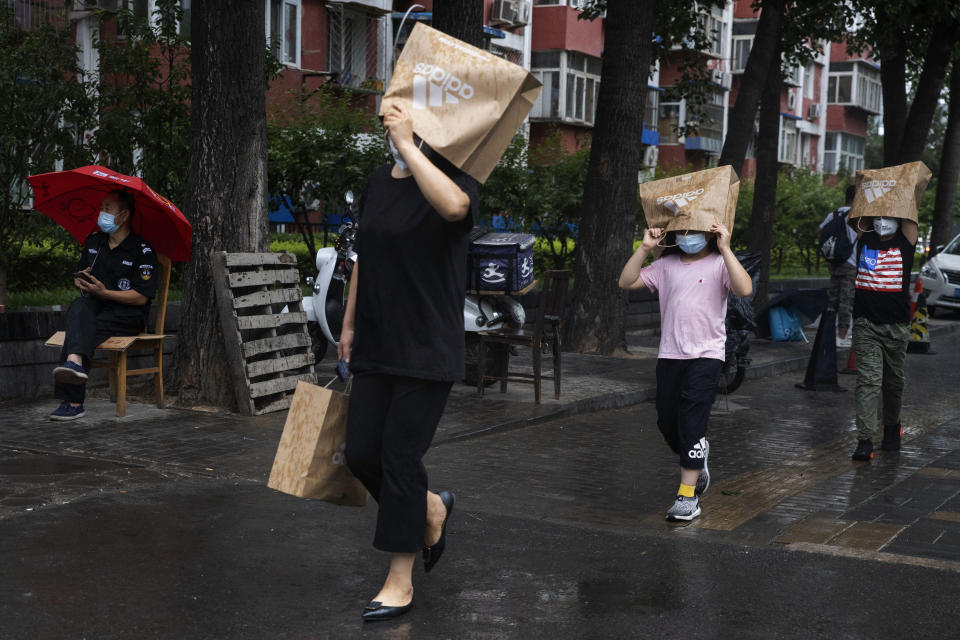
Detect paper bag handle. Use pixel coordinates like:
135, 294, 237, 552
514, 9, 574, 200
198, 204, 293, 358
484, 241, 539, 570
323, 375, 353, 394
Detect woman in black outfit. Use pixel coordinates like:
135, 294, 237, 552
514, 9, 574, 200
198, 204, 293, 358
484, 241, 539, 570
339, 102, 477, 622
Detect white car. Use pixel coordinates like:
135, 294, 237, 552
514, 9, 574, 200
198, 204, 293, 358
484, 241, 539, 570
919, 233, 960, 315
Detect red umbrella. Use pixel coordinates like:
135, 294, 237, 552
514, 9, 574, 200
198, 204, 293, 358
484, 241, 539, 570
28, 165, 193, 262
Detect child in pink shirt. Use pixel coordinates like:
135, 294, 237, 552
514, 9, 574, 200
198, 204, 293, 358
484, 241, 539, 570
619, 223, 753, 522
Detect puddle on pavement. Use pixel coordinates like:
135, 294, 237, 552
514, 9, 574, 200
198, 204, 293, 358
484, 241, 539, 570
0, 453, 126, 476
0, 450, 164, 516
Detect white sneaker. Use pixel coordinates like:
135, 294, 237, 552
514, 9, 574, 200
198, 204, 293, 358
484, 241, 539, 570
666, 495, 701, 521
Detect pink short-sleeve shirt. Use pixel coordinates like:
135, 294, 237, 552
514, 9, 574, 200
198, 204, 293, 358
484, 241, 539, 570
640, 252, 731, 360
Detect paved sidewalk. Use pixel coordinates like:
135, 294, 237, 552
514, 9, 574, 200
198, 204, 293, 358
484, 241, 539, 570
2, 321, 960, 638
1, 317, 956, 483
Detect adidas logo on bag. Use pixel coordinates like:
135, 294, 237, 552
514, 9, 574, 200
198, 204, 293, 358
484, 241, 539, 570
862, 179, 896, 203
412, 62, 474, 109
657, 188, 705, 215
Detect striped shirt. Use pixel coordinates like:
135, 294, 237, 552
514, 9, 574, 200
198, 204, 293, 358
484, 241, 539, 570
852, 232, 915, 324
856, 247, 904, 291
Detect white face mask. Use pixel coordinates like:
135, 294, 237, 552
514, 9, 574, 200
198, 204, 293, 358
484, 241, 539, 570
386, 135, 408, 171
873, 217, 899, 236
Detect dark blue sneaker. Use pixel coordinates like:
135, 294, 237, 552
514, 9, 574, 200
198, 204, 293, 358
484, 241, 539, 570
53, 361, 88, 385
49, 401, 85, 421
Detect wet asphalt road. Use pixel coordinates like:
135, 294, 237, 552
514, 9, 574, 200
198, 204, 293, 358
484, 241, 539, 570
2, 332, 960, 639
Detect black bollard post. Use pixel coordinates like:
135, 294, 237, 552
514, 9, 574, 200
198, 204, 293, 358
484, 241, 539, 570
796, 305, 845, 392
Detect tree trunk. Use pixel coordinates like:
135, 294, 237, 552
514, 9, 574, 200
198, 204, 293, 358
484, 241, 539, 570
897, 21, 959, 163
717, 0, 786, 177
173, 0, 269, 408
931, 63, 960, 255
432, 0, 484, 48
566, 0, 656, 355
876, 6, 907, 166
747, 41, 783, 311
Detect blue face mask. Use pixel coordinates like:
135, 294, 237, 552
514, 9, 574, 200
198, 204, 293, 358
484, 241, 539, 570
676, 232, 707, 255
97, 211, 119, 234
386, 135, 408, 172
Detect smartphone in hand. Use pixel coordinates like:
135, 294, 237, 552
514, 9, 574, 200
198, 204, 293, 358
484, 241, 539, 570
73, 270, 93, 282
336, 358, 350, 381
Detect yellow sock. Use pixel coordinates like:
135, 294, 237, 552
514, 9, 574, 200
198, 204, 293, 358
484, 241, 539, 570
678, 484, 695, 498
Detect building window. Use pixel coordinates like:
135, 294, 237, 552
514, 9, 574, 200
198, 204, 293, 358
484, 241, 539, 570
644, 87, 660, 132
534, 0, 590, 6
803, 64, 814, 99
698, 11, 724, 57
783, 59, 802, 86
530, 50, 600, 125
689, 91, 724, 142
827, 63, 880, 113
778, 117, 798, 165
824, 132, 865, 175
658, 102, 681, 144
266, 0, 300, 67
329, 5, 385, 90
126, 0, 191, 37
732, 36, 752, 72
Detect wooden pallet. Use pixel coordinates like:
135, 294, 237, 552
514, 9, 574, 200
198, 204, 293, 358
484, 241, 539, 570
212, 251, 317, 415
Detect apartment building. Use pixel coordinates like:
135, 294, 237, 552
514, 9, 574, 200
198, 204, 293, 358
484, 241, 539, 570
658, 1, 876, 178
59, 0, 873, 180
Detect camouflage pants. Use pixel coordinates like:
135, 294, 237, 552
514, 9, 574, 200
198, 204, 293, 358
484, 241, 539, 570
853, 318, 909, 439
828, 262, 857, 334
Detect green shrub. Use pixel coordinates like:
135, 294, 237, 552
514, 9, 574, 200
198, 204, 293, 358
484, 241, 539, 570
10, 240, 78, 292
270, 232, 319, 281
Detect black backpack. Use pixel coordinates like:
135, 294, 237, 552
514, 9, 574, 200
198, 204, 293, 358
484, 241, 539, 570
820, 207, 854, 263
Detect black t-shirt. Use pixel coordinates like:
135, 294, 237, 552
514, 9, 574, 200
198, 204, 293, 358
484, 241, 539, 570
350, 165, 477, 381
79, 231, 159, 322
852, 229, 915, 324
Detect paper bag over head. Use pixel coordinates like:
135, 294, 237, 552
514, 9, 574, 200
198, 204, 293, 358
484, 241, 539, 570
849, 161, 931, 245
638, 165, 740, 237
380, 23, 541, 183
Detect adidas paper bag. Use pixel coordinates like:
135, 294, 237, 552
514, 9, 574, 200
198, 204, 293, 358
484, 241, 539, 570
638, 165, 740, 235
380, 23, 542, 183
848, 161, 931, 244
268, 381, 367, 506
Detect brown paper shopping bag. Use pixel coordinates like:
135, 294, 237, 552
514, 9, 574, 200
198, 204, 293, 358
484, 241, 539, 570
638, 165, 740, 235
848, 161, 932, 244
267, 381, 367, 506
381, 22, 542, 183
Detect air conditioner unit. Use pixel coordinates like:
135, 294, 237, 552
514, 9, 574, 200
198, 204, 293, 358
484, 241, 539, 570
808, 103, 821, 119
787, 91, 797, 110
514, 0, 531, 27
79, 0, 121, 10
491, 0, 519, 27
643, 145, 659, 168
711, 70, 725, 86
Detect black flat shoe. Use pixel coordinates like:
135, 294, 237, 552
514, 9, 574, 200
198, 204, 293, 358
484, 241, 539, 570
361, 597, 414, 622
423, 490, 455, 573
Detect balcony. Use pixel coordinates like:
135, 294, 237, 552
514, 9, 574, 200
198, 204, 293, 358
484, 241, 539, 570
827, 61, 881, 115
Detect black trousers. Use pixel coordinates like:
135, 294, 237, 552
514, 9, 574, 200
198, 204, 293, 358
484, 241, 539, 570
345, 373, 453, 553
655, 358, 722, 471
55, 297, 144, 404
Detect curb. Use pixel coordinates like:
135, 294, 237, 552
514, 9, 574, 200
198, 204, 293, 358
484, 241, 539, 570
434, 386, 658, 446
436, 321, 960, 446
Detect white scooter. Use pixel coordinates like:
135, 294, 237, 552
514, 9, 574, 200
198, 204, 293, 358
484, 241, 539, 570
302, 191, 358, 363
462, 237, 526, 385
301, 207, 526, 378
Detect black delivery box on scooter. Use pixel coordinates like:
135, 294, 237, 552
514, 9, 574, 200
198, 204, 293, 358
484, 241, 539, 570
468, 232, 536, 293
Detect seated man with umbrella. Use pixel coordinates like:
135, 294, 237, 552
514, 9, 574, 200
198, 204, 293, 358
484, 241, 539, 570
30, 165, 192, 420
49, 189, 159, 420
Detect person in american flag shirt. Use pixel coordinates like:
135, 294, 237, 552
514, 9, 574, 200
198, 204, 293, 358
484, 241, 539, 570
849, 211, 918, 462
